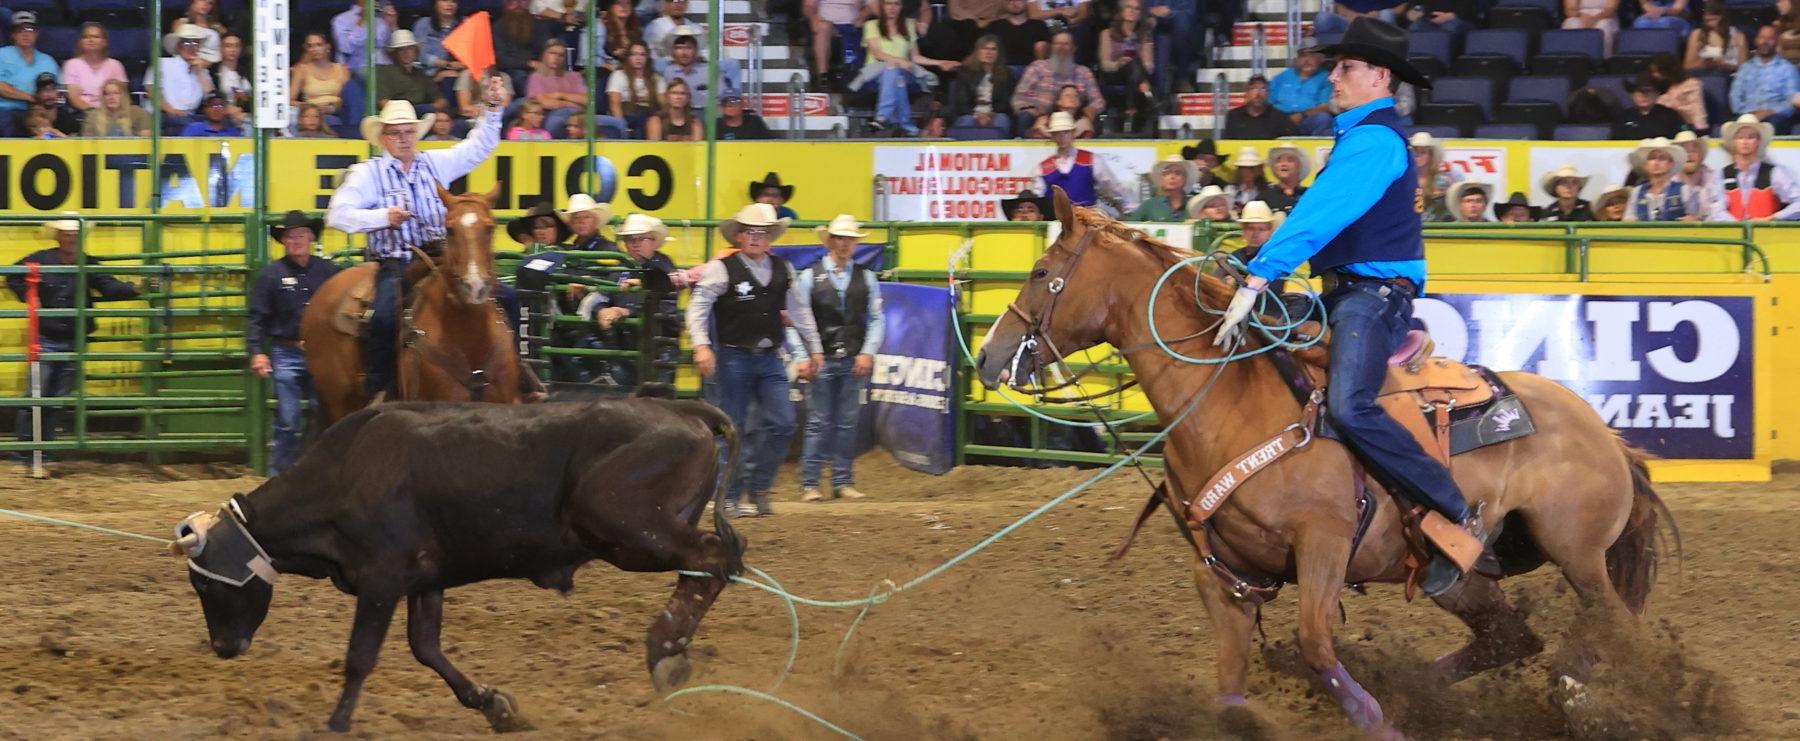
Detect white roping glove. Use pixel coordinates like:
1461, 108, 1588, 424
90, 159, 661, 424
1213, 286, 1261, 348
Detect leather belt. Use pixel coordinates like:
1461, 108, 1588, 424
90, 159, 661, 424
1321, 270, 1416, 297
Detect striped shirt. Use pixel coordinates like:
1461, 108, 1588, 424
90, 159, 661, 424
326, 109, 503, 261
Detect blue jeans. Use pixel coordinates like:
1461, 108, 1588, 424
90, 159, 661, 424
15, 338, 75, 456
862, 66, 921, 134
1408, 16, 1471, 45
800, 356, 864, 488
1322, 279, 1468, 522
364, 258, 404, 397
713, 346, 797, 502
544, 106, 577, 138
952, 113, 1013, 134
269, 343, 315, 475
1297, 110, 1334, 136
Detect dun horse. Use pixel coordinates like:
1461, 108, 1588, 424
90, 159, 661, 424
301, 185, 520, 426
974, 188, 1672, 738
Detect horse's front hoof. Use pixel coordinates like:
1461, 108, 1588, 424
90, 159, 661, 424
651, 654, 692, 691
480, 688, 533, 733
326, 715, 352, 733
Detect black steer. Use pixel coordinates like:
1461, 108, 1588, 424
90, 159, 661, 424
169, 398, 745, 732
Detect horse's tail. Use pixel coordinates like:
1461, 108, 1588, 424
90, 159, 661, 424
1607, 443, 1681, 615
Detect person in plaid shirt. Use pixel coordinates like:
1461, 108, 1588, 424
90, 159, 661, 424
1010, 29, 1103, 134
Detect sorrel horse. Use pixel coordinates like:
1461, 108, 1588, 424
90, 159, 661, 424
301, 184, 520, 426
973, 188, 1673, 738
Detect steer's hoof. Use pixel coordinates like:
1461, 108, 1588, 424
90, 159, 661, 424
652, 654, 692, 691
480, 688, 533, 733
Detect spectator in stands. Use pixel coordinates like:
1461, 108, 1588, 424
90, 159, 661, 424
1594, 183, 1631, 220
505, 98, 553, 138
156, 25, 215, 135
807, 0, 873, 86
1414, 132, 1454, 222
213, 33, 251, 123
507, 202, 572, 249
1626, 137, 1701, 220
1539, 165, 1595, 221
1731, 26, 1800, 134
291, 33, 350, 120
1185, 184, 1231, 221
1181, 139, 1222, 193
1270, 43, 1331, 135
644, 0, 703, 61
608, 42, 662, 136
992, 0, 1052, 67
1673, 129, 1722, 216
1126, 155, 1196, 221
247, 212, 339, 477
1002, 190, 1048, 219
1227, 146, 1268, 209
1492, 192, 1539, 222
1232, 200, 1276, 259
1261, 145, 1309, 214
1778, 2, 1800, 62
791, 214, 883, 504
1632, 0, 1690, 35
1148, 0, 1198, 73
29, 74, 75, 135
1098, 0, 1155, 132
537, 0, 594, 67
455, 66, 502, 121
604, 0, 646, 67
8, 215, 145, 464
1448, 181, 1492, 222
416, 0, 465, 104
1318, 0, 1401, 37
377, 31, 447, 115
588, 211, 685, 388
334, 0, 398, 76
752, 172, 800, 218
1032, 0, 1092, 53
1710, 113, 1800, 219
856, 0, 960, 136
1222, 75, 1297, 138
528, 39, 588, 134
1406, 0, 1475, 45
1025, 83, 1094, 136
22, 109, 60, 138
82, 79, 150, 137
60, 23, 124, 117
171, 0, 226, 54
560, 194, 618, 252
660, 28, 743, 108
0, 12, 57, 137
947, 35, 1015, 133
1649, 53, 1706, 132
1687, 3, 1746, 73
495, 0, 552, 92
1614, 73, 1686, 138
716, 92, 774, 138
1012, 30, 1103, 134
180, 92, 244, 136
917, 1, 983, 87
290, 102, 335, 137
1036, 112, 1131, 212
646, 78, 699, 140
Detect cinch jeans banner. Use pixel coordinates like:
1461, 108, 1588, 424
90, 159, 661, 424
1415, 293, 1754, 459
865, 283, 955, 474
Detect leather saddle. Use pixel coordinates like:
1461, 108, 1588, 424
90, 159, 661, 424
330, 263, 380, 337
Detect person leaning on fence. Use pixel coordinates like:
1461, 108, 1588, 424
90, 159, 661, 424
247, 211, 340, 476
685, 203, 824, 518
579, 213, 687, 388
5, 215, 148, 464
788, 214, 885, 504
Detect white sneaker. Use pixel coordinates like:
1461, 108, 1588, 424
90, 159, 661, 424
836, 486, 868, 499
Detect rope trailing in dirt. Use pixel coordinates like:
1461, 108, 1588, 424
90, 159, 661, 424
0, 506, 171, 545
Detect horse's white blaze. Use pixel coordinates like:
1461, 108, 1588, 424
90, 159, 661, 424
464, 259, 485, 301
460, 212, 477, 228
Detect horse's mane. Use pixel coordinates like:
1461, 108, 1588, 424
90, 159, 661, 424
1069, 208, 1239, 312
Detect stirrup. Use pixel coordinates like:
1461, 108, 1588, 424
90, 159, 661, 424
1420, 554, 1463, 597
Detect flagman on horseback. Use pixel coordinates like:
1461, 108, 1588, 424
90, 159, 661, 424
1212, 17, 1486, 596
324, 74, 545, 402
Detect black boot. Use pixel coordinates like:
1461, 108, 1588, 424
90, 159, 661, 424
1421, 510, 1488, 597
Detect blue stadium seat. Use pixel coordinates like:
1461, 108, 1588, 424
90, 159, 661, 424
1552, 123, 1615, 140
1539, 29, 1604, 60
1408, 30, 1454, 67
1428, 76, 1498, 119
1473, 123, 1538, 139
1487, 6, 1553, 33
1610, 29, 1682, 73
1452, 29, 1530, 79
946, 125, 1008, 141
1506, 76, 1573, 112
1411, 124, 1463, 140
109, 32, 151, 64
37, 26, 78, 59
1725, 0, 1777, 34
1587, 73, 1634, 109
1495, 0, 1558, 13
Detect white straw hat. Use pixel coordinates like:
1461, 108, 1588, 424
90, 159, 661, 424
815, 213, 869, 240
40, 211, 80, 239
1238, 200, 1274, 224
558, 193, 614, 227
1185, 185, 1230, 219
614, 213, 672, 242
1628, 137, 1687, 174
1045, 111, 1077, 133
386, 30, 421, 49
1231, 145, 1265, 168
720, 202, 790, 242
360, 100, 436, 148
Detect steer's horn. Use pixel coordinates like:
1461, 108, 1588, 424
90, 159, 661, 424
170, 532, 201, 557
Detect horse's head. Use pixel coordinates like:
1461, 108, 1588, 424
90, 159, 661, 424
975, 187, 1121, 390
435, 183, 502, 306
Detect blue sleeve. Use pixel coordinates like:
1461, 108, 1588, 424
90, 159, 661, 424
1244, 125, 1407, 282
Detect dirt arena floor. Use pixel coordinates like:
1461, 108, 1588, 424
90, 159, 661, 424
0, 452, 1792, 740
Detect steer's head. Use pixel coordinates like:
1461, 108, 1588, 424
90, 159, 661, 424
170, 497, 276, 659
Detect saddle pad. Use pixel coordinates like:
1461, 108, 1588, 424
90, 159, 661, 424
331, 263, 379, 337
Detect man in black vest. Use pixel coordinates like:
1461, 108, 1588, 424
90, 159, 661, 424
685, 203, 824, 517
247, 211, 341, 475
789, 215, 884, 503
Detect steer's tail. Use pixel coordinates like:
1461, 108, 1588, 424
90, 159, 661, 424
687, 402, 745, 578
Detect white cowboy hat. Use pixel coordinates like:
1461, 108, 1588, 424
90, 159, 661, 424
815, 213, 869, 240
1628, 137, 1687, 174
1718, 114, 1773, 158
719, 202, 790, 243
386, 29, 421, 49
1265, 145, 1311, 180
1408, 131, 1445, 165
1045, 111, 1078, 133
40, 211, 80, 239
615, 213, 672, 242
1238, 200, 1275, 224
1231, 145, 1265, 169
1149, 154, 1199, 189
163, 24, 220, 64
1594, 183, 1631, 211
1538, 164, 1591, 198
360, 100, 436, 148
1446, 180, 1494, 222
1185, 185, 1231, 219
558, 193, 614, 226
1672, 128, 1708, 156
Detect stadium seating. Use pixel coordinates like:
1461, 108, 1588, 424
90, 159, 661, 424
1533, 29, 1604, 82
1610, 29, 1683, 73
1552, 123, 1615, 140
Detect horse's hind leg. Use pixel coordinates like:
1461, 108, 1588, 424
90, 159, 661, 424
1429, 574, 1544, 683
406, 591, 533, 733
1294, 530, 1403, 740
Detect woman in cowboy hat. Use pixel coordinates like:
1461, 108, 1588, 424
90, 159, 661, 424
1185, 184, 1232, 222
1625, 136, 1700, 221
559, 193, 618, 252
1593, 183, 1632, 221
1409, 131, 1455, 222
1126, 155, 1198, 222
1226, 145, 1269, 208
1447, 180, 1493, 222
685, 203, 824, 517
248, 211, 340, 475
1261, 144, 1311, 214
1713, 113, 1800, 220
1180, 139, 1223, 193
1538, 165, 1595, 222
751, 172, 799, 219
790, 214, 884, 503
506, 202, 574, 247
1492, 191, 1542, 222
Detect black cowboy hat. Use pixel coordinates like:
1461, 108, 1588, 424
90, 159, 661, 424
1309, 16, 1431, 90
269, 210, 324, 241
1180, 139, 1219, 161
507, 202, 573, 245
1000, 190, 1050, 220
749, 172, 794, 202
1492, 191, 1542, 221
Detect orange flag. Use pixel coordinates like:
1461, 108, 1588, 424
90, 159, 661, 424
443, 11, 495, 76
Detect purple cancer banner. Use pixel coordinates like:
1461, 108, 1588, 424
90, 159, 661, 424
866, 283, 956, 473
1414, 293, 1753, 459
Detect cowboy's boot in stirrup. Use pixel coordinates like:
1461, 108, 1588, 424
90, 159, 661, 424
1422, 509, 1488, 597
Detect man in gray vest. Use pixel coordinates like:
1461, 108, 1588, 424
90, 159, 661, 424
788, 214, 884, 503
